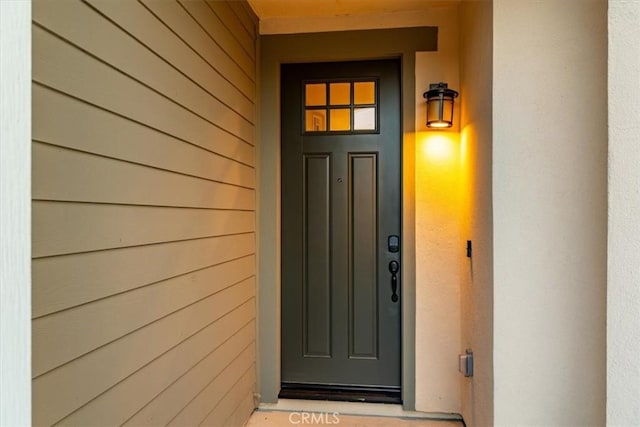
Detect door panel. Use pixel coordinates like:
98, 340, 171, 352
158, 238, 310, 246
303, 154, 331, 358
349, 154, 378, 359
281, 60, 401, 394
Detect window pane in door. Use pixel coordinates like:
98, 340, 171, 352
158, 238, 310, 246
330, 83, 351, 105
354, 107, 376, 130
354, 82, 375, 105
306, 110, 327, 131
306, 84, 326, 106
330, 109, 350, 131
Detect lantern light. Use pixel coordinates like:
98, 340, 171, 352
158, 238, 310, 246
423, 82, 459, 128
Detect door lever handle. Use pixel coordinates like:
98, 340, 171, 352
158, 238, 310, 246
389, 260, 399, 303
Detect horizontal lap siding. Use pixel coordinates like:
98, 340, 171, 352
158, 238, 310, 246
31, 0, 258, 425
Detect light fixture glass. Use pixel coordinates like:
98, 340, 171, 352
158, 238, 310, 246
423, 82, 459, 128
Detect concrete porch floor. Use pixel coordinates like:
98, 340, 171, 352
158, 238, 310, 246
246, 410, 464, 427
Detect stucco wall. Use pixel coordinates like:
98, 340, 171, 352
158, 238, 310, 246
493, 0, 607, 425
458, 1, 493, 426
607, 1, 640, 425
413, 4, 462, 413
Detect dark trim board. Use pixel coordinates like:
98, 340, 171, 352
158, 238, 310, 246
279, 383, 402, 404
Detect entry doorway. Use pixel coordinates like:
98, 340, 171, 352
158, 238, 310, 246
280, 59, 402, 403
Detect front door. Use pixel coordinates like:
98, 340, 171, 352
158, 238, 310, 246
281, 59, 402, 402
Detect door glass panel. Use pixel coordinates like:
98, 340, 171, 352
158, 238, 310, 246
354, 82, 375, 105
330, 109, 350, 131
306, 83, 326, 106
306, 110, 327, 131
330, 83, 351, 105
354, 107, 376, 130
304, 80, 377, 133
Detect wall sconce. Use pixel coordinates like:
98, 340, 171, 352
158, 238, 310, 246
423, 82, 459, 128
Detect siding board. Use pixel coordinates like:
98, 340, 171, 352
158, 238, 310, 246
168, 362, 255, 426
33, 85, 255, 188
33, 0, 255, 125
32, 297, 255, 426
32, 0, 258, 424
203, 0, 255, 59
33, 201, 255, 257
225, 391, 256, 427
124, 337, 255, 426
58, 321, 255, 426
33, 142, 255, 210
141, 0, 255, 82
198, 365, 256, 427
33, 272, 255, 376
33, 233, 255, 317
228, 1, 258, 40
33, 26, 254, 161
86, 0, 255, 100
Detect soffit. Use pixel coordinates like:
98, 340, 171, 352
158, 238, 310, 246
247, 0, 456, 19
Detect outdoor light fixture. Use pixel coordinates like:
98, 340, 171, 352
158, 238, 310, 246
424, 82, 459, 128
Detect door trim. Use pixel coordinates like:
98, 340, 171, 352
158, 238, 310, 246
257, 26, 438, 410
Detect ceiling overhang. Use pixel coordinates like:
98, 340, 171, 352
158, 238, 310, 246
247, 0, 460, 34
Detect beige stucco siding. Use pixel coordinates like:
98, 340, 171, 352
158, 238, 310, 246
458, 2, 493, 426
493, 0, 607, 425
31, 0, 257, 425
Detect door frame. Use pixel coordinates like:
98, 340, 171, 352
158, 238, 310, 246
257, 27, 438, 410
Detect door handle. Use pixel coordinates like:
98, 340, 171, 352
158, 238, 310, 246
388, 260, 399, 303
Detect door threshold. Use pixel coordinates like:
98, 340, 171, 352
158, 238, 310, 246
259, 399, 463, 422
279, 383, 401, 404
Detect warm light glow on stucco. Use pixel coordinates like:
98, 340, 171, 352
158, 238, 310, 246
420, 132, 458, 164
459, 125, 474, 239
415, 131, 462, 220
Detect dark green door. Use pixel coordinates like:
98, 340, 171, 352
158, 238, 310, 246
281, 60, 401, 400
